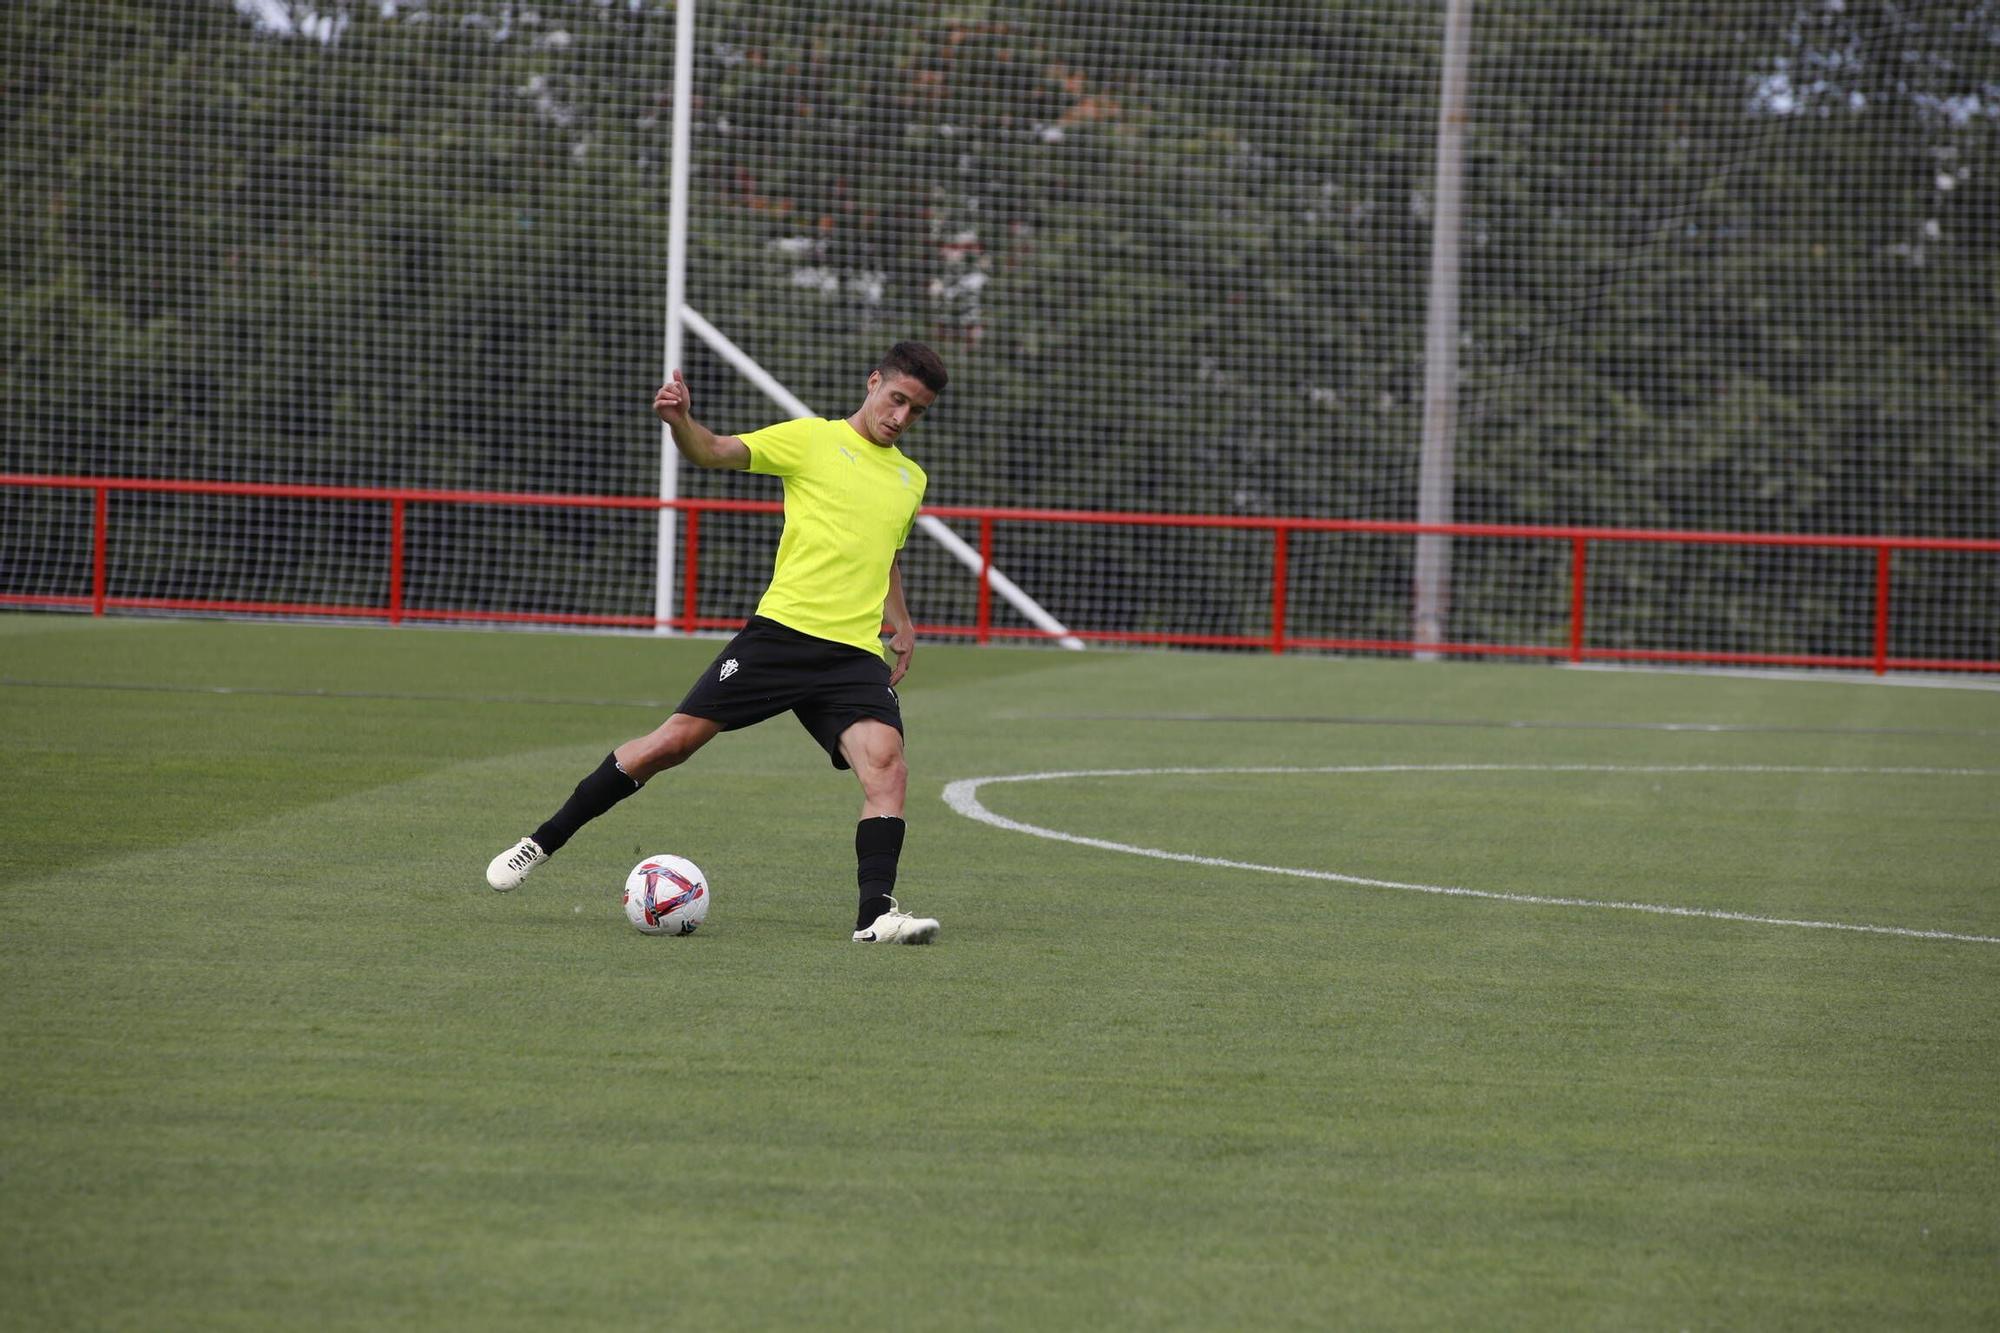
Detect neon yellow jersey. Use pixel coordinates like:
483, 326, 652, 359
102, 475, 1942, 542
740, 416, 927, 657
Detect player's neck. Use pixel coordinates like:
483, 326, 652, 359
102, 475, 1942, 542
843, 415, 895, 449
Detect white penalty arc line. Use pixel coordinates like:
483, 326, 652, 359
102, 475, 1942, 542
939, 765, 2000, 946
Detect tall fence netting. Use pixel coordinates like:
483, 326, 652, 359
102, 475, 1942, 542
4, 1, 1995, 663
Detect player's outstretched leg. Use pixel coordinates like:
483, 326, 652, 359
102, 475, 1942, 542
484, 752, 642, 891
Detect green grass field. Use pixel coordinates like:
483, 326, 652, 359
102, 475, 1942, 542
4, 613, 1998, 1330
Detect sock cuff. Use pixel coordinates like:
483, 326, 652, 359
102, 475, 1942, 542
856, 815, 906, 856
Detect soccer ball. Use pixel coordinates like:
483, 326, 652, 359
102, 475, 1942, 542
622, 854, 710, 936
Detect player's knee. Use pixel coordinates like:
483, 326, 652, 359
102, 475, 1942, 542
863, 749, 906, 800
844, 730, 902, 790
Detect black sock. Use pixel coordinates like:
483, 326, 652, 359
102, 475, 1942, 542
855, 815, 906, 930
531, 753, 642, 855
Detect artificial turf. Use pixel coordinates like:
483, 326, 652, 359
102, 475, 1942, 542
3, 614, 1997, 1329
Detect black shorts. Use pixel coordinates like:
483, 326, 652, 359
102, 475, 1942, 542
675, 616, 903, 770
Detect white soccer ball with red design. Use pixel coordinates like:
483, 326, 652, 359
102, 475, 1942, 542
622, 854, 710, 936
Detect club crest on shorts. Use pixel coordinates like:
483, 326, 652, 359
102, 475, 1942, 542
719, 658, 739, 681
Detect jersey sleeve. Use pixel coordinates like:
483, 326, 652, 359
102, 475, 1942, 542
740, 418, 822, 477
895, 472, 927, 549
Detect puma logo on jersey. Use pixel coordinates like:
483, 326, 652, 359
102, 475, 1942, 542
837, 446, 859, 463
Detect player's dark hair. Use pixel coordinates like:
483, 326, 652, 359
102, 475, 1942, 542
876, 341, 948, 394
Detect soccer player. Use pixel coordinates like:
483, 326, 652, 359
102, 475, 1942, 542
485, 342, 949, 944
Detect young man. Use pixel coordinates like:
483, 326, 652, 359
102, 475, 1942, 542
485, 341, 948, 944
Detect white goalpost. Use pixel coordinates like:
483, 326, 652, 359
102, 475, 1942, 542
653, 0, 695, 636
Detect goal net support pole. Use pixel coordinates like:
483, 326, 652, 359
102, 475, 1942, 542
1414, 0, 1473, 658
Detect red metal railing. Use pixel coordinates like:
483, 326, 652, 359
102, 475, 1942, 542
4, 473, 1997, 674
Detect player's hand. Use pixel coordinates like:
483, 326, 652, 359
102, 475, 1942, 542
653, 370, 691, 427
887, 627, 914, 687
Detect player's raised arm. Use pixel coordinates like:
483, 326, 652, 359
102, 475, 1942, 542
653, 370, 750, 470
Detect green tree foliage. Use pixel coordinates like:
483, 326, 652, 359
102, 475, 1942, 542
2, 1, 1993, 652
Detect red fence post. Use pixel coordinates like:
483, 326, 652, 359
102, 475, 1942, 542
1873, 544, 1891, 676
1569, 536, 1588, 663
681, 507, 701, 633
977, 516, 993, 646
388, 498, 406, 625
1271, 524, 1290, 654
92, 486, 108, 616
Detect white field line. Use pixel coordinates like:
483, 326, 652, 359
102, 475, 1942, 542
940, 765, 2000, 946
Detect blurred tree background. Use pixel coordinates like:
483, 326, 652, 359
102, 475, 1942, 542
3, 1, 1994, 656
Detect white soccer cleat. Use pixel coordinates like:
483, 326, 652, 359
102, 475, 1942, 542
486, 837, 547, 892
852, 898, 940, 945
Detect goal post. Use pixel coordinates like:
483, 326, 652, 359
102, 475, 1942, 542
653, 0, 696, 635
